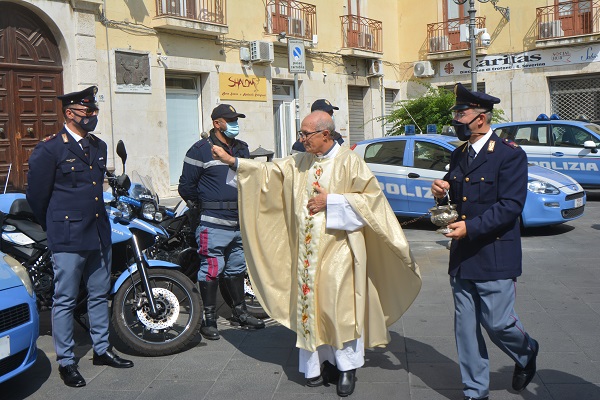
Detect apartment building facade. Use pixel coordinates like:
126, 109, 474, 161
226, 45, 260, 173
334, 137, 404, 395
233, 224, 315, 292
410, 1, 600, 125
1, 0, 598, 195
1, 0, 410, 195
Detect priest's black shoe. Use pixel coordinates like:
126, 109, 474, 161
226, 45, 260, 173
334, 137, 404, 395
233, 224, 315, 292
93, 350, 134, 368
512, 339, 539, 392
59, 364, 86, 387
306, 361, 340, 387
337, 369, 356, 397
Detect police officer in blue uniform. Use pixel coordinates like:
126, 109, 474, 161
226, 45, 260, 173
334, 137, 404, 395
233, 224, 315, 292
27, 86, 133, 388
431, 83, 539, 400
178, 104, 265, 340
291, 99, 343, 153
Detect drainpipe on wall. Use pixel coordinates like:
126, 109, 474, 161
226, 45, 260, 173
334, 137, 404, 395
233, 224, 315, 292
380, 76, 385, 136
101, 0, 116, 167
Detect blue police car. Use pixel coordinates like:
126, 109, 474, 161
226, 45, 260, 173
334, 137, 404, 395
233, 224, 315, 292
352, 134, 586, 228
0, 252, 39, 384
492, 117, 600, 189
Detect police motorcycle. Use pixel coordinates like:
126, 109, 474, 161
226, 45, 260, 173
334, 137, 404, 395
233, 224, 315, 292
117, 170, 176, 226
0, 141, 202, 356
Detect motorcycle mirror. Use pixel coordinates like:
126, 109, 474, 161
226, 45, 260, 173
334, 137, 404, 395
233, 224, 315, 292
116, 140, 127, 173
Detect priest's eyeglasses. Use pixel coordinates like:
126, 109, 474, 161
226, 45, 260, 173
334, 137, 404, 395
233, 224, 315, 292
297, 129, 324, 140
69, 107, 98, 117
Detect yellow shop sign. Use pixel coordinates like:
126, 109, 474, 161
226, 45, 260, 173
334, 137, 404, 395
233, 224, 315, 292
219, 73, 267, 102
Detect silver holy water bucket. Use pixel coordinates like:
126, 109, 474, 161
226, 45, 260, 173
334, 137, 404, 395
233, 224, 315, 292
429, 191, 458, 234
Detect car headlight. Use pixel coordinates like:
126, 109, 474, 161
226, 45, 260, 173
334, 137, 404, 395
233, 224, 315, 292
3, 255, 34, 297
527, 180, 560, 195
142, 202, 157, 220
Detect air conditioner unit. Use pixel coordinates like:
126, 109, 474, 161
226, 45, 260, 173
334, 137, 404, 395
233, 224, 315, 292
288, 17, 305, 37
414, 61, 434, 78
429, 36, 450, 53
367, 59, 383, 76
359, 33, 374, 50
250, 40, 274, 63
539, 20, 564, 39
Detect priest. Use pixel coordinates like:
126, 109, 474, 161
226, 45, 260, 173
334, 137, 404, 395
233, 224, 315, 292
211, 110, 421, 397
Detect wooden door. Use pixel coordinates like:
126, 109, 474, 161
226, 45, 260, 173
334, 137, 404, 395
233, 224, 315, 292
558, 0, 593, 36
0, 3, 63, 191
346, 0, 361, 48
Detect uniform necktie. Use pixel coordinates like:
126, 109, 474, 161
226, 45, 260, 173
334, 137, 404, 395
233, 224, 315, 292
467, 145, 476, 166
80, 137, 90, 159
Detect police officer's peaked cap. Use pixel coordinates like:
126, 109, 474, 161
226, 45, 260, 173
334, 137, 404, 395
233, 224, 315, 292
311, 99, 339, 114
57, 86, 99, 109
450, 82, 500, 111
211, 104, 246, 120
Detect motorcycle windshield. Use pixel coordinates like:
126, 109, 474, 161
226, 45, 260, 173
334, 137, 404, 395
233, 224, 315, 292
130, 171, 159, 204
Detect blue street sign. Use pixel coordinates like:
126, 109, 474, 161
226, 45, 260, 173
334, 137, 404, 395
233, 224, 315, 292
293, 47, 302, 60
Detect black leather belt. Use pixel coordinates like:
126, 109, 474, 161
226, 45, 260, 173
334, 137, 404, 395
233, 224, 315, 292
202, 201, 238, 210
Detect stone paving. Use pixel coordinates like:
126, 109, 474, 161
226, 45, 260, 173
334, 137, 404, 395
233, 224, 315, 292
2, 195, 599, 400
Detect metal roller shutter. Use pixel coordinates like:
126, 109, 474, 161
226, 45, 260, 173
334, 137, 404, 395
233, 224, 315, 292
550, 75, 600, 121
385, 89, 397, 134
348, 86, 365, 144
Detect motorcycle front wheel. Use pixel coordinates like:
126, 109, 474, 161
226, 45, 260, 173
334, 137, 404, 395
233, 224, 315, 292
111, 268, 202, 356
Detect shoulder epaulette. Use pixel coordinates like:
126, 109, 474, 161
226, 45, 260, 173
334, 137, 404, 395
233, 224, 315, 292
41, 134, 58, 142
502, 138, 519, 149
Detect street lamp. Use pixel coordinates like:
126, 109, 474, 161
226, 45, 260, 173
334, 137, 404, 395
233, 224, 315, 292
453, 0, 509, 89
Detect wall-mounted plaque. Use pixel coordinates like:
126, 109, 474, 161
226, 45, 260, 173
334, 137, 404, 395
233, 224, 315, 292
116, 51, 151, 93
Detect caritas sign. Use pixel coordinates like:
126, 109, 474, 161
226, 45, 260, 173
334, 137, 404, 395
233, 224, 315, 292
219, 73, 267, 102
439, 44, 600, 77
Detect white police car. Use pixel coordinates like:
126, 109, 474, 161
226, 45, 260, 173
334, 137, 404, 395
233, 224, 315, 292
492, 115, 600, 189
352, 134, 586, 228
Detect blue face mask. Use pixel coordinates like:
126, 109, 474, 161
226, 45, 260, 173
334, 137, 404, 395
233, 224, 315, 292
74, 115, 98, 132
223, 121, 240, 138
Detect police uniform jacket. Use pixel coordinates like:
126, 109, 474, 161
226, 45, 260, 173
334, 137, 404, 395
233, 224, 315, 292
178, 129, 250, 230
444, 132, 528, 280
26, 128, 111, 252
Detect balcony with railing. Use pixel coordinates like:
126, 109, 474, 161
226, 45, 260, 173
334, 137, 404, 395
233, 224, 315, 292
426, 17, 486, 59
265, 0, 316, 41
152, 0, 228, 35
536, 0, 600, 45
340, 15, 383, 57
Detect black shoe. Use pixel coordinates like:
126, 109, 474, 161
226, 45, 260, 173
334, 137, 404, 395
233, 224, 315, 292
223, 274, 266, 330
59, 364, 86, 387
231, 304, 265, 329
337, 369, 356, 397
305, 361, 340, 387
464, 397, 488, 400
93, 350, 134, 368
306, 375, 324, 387
512, 339, 539, 392
199, 282, 220, 340
200, 319, 220, 340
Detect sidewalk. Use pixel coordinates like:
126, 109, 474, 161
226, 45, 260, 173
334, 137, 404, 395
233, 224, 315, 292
2, 200, 600, 400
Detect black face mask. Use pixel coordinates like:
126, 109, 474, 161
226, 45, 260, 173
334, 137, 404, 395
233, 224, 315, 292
451, 113, 481, 141
74, 115, 98, 132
